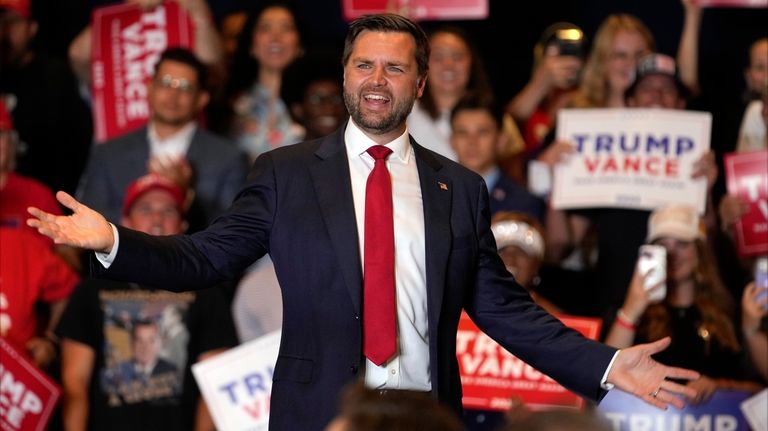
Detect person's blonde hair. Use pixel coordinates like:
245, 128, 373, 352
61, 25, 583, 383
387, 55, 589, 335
570, 14, 655, 108
639, 240, 740, 352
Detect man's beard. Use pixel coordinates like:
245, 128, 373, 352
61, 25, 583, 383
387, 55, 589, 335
343, 87, 416, 136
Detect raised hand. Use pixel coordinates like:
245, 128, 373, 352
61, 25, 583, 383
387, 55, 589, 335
27, 191, 115, 253
607, 337, 700, 410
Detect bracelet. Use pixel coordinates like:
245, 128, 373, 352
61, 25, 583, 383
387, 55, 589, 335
615, 309, 637, 331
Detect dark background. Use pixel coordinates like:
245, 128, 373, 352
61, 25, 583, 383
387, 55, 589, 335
28, 0, 768, 155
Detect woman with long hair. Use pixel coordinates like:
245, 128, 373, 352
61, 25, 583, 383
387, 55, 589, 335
407, 26, 492, 160
570, 14, 655, 109
223, 1, 305, 162
606, 205, 762, 404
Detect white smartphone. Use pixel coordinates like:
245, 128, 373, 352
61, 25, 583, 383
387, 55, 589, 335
637, 245, 667, 303
755, 257, 768, 311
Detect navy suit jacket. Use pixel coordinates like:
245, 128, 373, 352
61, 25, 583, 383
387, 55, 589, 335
77, 126, 249, 226
97, 127, 616, 430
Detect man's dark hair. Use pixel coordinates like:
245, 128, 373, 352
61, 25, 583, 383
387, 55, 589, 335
154, 47, 208, 90
342, 13, 429, 79
450, 91, 501, 127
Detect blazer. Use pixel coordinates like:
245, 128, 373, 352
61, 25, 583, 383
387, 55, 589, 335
488, 173, 545, 221
97, 126, 616, 430
77, 126, 249, 226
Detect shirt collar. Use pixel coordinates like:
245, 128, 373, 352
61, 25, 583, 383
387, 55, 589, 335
344, 119, 411, 164
483, 167, 501, 190
147, 121, 197, 146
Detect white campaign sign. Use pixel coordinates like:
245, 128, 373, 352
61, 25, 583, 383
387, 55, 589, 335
552, 108, 711, 214
192, 331, 281, 431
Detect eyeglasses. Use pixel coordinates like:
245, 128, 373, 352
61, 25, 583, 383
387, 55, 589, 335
153, 74, 198, 93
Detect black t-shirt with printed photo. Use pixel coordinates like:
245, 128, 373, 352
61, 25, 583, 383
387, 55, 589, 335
56, 279, 238, 431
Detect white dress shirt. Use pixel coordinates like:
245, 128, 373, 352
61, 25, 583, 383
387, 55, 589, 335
344, 120, 431, 391
147, 121, 197, 159
99, 119, 618, 392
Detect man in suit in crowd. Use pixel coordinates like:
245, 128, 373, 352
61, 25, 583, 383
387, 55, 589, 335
30, 14, 699, 431
77, 47, 249, 231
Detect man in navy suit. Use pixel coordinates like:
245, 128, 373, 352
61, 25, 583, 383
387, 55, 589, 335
30, 14, 699, 431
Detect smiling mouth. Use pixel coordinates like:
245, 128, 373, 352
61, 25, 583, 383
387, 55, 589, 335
364, 94, 390, 102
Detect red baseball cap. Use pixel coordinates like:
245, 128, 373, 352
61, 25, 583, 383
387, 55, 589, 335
0, 99, 12, 130
0, 0, 30, 18
122, 173, 186, 216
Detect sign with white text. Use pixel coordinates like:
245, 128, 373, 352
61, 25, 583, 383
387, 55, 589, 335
695, 0, 767, 8
725, 150, 768, 256
457, 312, 602, 411
91, 1, 194, 142
552, 109, 711, 214
598, 389, 751, 431
192, 331, 280, 431
0, 338, 60, 431
342, 0, 488, 21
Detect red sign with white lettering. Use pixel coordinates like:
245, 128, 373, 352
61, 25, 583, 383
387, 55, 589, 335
457, 312, 601, 411
725, 150, 768, 256
341, 0, 488, 21
695, 0, 767, 8
91, 1, 194, 142
0, 338, 60, 431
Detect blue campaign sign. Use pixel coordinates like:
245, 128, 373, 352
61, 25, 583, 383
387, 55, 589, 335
597, 389, 751, 431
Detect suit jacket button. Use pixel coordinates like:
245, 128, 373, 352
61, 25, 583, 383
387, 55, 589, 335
350, 365, 358, 374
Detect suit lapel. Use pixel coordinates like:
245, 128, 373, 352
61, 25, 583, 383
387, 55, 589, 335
411, 139, 451, 336
310, 130, 363, 313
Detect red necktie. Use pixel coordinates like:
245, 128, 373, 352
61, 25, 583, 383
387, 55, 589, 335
363, 145, 396, 366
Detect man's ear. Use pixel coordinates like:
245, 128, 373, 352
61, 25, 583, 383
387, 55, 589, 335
291, 103, 304, 122
28, 21, 39, 40
416, 74, 427, 99
196, 90, 210, 111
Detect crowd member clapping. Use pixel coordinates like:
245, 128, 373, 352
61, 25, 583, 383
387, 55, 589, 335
605, 205, 762, 404
77, 48, 249, 231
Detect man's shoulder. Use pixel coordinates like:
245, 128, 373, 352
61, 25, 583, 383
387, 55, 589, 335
98, 128, 147, 153
191, 128, 246, 160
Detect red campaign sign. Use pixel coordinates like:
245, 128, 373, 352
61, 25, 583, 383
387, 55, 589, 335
456, 312, 602, 412
91, 1, 194, 142
341, 0, 488, 21
0, 338, 60, 431
725, 150, 768, 256
695, 0, 767, 8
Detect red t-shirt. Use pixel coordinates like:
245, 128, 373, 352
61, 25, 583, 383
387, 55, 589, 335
0, 173, 62, 245
0, 228, 79, 350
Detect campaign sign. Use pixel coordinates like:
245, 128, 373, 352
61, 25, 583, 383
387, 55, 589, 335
552, 109, 712, 214
192, 331, 280, 431
0, 338, 60, 431
342, 0, 488, 21
91, 1, 194, 142
598, 389, 751, 431
695, 0, 767, 8
725, 150, 768, 256
457, 312, 601, 411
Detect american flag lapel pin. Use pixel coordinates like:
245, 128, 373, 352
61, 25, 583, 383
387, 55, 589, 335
438, 181, 448, 191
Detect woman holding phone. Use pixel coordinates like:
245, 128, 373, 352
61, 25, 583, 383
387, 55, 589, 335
605, 205, 762, 404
